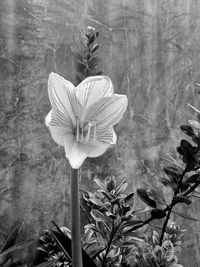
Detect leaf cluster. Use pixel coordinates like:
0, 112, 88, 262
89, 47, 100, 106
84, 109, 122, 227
75, 26, 102, 83
134, 240, 183, 267
82, 176, 146, 267
33, 221, 97, 267
0, 222, 31, 267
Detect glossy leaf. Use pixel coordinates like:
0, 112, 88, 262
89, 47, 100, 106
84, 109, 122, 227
94, 178, 107, 191
91, 43, 100, 53
185, 174, 200, 184
146, 188, 166, 204
163, 166, 180, 184
0, 222, 24, 253
124, 192, 135, 204
173, 196, 192, 205
91, 209, 105, 222
150, 209, 166, 219
115, 180, 128, 196
180, 125, 195, 137
137, 188, 157, 208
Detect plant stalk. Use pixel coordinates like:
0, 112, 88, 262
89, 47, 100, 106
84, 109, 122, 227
70, 168, 83, 267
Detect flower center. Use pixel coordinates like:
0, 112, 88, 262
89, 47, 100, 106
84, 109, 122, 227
76, 117, 97, 144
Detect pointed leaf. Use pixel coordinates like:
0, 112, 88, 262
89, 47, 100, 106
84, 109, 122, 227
187, 103, 200, 114
161, 240, 174, 262
94, 178, 107, 191
124, 192, 135, 204
163, 167, 180, 184
185, 174, 200, 184
137, 188, 157, 208
147, 188, 166, 204
173, 196, 192, 205
150, 209, 166, 219
180, 125, 195, 137
91, 209, 105, 222
0, 222, 24, 253
115, 181, 128, 196
51, 221, 98, 267
160, 177, 175, 189
188, 120, 200, 130
91, 44, 100, 53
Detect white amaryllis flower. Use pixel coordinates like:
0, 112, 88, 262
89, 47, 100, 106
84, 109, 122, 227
45, 73, 128, 169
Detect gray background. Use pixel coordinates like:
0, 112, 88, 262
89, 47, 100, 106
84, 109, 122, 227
0, 0, 200, 266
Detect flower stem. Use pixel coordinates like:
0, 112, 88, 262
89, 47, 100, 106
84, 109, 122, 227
70, 168, 83, 267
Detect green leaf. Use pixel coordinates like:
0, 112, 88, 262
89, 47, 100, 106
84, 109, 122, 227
91, 210, 105, 222
0, 241, 33, 265
161, 240, 174, 262
94, 178, 107, 191
187, 103, 200, 114
51, 221, 98, 267
150, 209, 166, 219
50, 230, 71, 262
160, 177, 175, 189
98, 189, 113, 200
35, 259, 57, 267
76, 58, 87, 68
94, 71, 103, 75
105, 176, 116, 192
180, 182, 190, 192
0, 222, 24, 253
105, 211, 116, 220
121, 219, 143, 228
173, 196, 192, 205
146, 188, 166, 204
185, 174, 200, 184
124, 192, 135, 204
137, 188, 157, 208
180, 125, 195, 137
188, 120, 200, 130
91, 43, 100, 53
163, 166, 180, 184
192, 136, 200, 145
115, 180, 128, 196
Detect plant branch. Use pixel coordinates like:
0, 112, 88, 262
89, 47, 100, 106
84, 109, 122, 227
102, 220, 120, 267
159, 167, 187, 245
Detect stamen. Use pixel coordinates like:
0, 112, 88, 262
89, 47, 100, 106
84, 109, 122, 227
93, 125, 97, 141
76, 117, 79, 142
85, 123, 92, 143
80, 128, 84, 142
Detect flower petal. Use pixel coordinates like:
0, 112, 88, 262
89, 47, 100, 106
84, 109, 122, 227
85, 94, 128, 129
48, 72, 82, 126
75, 76, 114, 110
86, 128, 117, 157
45, 110, 73, 146
64, 137, 87, 169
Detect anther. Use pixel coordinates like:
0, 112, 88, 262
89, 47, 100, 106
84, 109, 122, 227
85, 123, 92, 143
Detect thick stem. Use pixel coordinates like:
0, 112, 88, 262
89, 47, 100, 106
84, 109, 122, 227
70, 168, 83, 267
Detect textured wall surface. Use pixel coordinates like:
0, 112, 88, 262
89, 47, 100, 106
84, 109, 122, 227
1, 0, 200, 266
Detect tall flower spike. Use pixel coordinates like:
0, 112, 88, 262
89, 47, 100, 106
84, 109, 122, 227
45, 72, 128, 169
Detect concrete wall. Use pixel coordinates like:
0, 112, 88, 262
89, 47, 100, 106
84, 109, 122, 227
0, 0, 200, 265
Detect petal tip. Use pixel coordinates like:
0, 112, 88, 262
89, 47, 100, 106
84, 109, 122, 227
45, 110, 52, 127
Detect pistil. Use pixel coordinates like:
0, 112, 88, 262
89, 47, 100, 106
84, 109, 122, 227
76, 119, 96, 144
